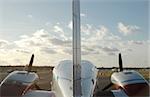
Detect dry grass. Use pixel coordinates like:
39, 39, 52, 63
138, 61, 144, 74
0, 66, 149, 91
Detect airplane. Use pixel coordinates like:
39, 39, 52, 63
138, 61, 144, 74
0, 0, 149, 97
94, 53, 149, 97
0, 54, 56, 97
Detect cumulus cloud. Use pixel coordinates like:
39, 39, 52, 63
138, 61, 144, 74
33, 29, 49, 38
0, 21, 148, 67
50, 38, 71, 46
15, 49, 30, 54
40, 47, 57, 54
81, 24, 93, 36
20, 35, 29, 39
0, 40, 9, 48
52, 24, 69, 40
63, 48, 72, 55
15, 29, 51, 48
118, 22, 140, 35
128, 40, 145, 45
15, 37, 43, 48
101, 46, 119, 52
95, 26, 108, 40
14, 28, 72, 56
81, 24, 121, 43
53, 25, 64, 33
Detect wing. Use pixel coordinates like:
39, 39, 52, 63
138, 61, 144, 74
22, 90, 56, 97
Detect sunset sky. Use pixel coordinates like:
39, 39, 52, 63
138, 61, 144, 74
0, 0, 149, 67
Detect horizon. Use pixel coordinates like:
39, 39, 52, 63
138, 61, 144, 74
0, 0, 149, 67
0, 65, 150, 68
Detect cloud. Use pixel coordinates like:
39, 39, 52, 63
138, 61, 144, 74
15, 49, 30, 54
52, 24, 69, 40
101, 46, 119, 52
33, 29, 49, 38
20, 35, 29, 39
118, 22, 140, 35
95, 26, 108, 39
15, 30, 50, 48
63, 48, 72, 55
128, 40, 145, 45
0, 40, 9, 48
81, 24, 121, 42
40, 47, 57, 54
81, 24, 93, 36
0, 21, 148, 67
53, 25, 64, 33
14, 28, 72, 56
50, 38, 71, 46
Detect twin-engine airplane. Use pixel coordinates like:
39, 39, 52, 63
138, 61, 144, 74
0, 0, 149, 97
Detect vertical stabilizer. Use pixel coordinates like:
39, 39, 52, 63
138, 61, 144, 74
72, 0, 82, 97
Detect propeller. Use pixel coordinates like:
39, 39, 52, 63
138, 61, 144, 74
119, 53, 123, 72
101, 53, 124, 91
27, 54, 41, 89
27, 54, 34, 72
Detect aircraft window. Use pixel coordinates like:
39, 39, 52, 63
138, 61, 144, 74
3, 79, 29, 86
16, 72, 27, 74
3, 80, 19, 85
124, 72, 133, 74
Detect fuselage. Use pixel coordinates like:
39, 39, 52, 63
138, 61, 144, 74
52, 60, 98, 97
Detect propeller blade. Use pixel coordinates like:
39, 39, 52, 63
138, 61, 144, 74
102, 82, 113, 91
28, 54, 34, 72
119, 53, 123, 72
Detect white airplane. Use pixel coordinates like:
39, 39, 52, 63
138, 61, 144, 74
0, 0, 149, 97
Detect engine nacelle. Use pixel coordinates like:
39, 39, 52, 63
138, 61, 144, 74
111, 70, 149, 96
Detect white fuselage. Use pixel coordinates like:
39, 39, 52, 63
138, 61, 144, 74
52, 60, 97, 97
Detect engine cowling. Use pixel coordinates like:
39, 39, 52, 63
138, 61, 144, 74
111, 70, 149, 96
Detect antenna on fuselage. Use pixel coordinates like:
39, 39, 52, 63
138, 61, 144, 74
73, 0, 82, 97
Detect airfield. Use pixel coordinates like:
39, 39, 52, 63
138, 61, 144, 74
0, 66, 149, 92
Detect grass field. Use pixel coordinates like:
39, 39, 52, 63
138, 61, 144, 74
0, 66, 149, 91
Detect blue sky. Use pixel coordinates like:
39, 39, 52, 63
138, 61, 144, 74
0, 0, 149, 67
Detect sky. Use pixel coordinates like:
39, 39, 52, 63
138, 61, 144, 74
0, 0, 149, 67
